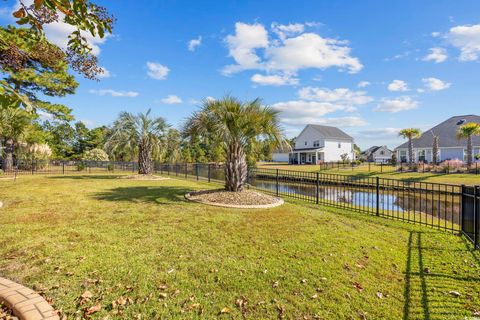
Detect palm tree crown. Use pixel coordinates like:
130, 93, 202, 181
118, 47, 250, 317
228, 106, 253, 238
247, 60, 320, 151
105, 109, 169, 174
184, 96, 287, 191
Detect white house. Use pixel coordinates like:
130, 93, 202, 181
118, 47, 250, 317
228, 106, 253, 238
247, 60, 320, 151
395, 115, 480, 163
272, 124, 356, 164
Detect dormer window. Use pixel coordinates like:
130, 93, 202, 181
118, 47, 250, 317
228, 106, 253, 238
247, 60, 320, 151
313, 140, 320, 147
305, 141, 307, 146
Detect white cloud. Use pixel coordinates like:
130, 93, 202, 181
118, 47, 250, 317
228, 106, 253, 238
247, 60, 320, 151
357, 81, 371, 88
222, 22, 362, 79
423, 47, 448, 63
356, 127, 401, 139
422, 77, 451, 91
374, 96, 418, 113
223, 22, 269, 74
271, 22, 305, 39
282, 116, 367, 127
445, 24, 480, 61
188, 36, 202, 51
89, 89, 139, 97
298, 87, 373, 105
251, 73, 299, 86
205, 96, 216, 102
146, 62, 170, 80
160, 95, 182, 104
97, 67, 111, 79
387, 80, 408, 92
265, 33, 362, 74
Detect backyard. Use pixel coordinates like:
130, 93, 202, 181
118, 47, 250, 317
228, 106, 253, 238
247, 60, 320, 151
258, 162, 480, 186
1, 174, 479, 319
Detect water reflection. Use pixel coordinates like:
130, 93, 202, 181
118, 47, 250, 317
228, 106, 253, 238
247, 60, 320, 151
252, 179, 460, 225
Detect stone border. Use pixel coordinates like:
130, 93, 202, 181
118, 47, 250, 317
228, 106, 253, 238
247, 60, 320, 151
0, 277, 59, 320
185, 190, 284, 209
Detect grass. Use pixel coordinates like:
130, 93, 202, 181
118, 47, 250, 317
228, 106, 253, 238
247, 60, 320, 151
1, 174, 479, 319
258, 162, 480, 185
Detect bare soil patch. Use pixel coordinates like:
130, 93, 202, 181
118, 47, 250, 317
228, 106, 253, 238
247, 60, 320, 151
185, 189, 284, 208
118, 174, 170, 181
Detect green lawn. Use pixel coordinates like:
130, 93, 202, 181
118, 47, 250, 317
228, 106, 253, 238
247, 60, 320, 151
258, 162, 480, 185
1, 175, 479, 319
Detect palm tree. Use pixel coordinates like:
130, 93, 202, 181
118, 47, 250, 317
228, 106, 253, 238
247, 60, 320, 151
105, 109, 169, 174
457, 122, 480, 167
184, 96, 288, 192
0, 107, 31, 172
398, 128, 421, 166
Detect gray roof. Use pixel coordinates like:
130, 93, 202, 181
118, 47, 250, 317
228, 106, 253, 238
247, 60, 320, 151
396, 115, 480, 149
361, 145, 392, 156
308, 124, 353, 141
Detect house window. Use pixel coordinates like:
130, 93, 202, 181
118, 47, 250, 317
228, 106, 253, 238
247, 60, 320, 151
400, 150, 407, 162
305, 141, 307, 146
313, 140, 320, 147
418, 150, 426, 162
338, 142, 341, 148
380, 150, 384, 155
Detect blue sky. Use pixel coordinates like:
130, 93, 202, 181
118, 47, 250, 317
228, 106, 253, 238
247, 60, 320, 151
2, 0, 480, 149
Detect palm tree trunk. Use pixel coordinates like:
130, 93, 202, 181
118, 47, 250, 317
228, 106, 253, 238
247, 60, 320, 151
138, 143, 152, 174
2, 138, 14, 172
408, 137, 414, 168
432, 135, 439, 165
467, 135, 473, 167
225, 143, 248, 192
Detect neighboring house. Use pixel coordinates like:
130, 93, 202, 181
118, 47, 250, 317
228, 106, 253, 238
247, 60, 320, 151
272, 124, 355, 164
395, 115, 480, 163
361, 146, 393, 163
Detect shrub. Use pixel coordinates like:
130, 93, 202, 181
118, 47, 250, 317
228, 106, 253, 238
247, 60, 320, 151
17, 143, 52, 170
76, 162, 86, 171
440, 159, 464, 173
82, 148, 109, 161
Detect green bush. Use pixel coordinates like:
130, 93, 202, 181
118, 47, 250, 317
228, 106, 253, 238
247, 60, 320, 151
76, 162, 86, 171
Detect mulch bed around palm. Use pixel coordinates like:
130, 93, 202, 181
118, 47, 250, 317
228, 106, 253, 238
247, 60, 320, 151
0, 302, 16, 320
186, 189, 282, 207
118, 174, 170, 181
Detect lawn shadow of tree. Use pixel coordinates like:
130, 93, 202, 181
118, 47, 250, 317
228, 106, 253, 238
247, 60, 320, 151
92, 186, 193, 204
403, 231, 480, 320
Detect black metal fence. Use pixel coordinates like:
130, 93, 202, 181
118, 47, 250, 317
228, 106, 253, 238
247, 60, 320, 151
2, 160, 478, 249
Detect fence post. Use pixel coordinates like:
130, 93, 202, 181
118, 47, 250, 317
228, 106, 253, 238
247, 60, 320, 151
196, 164, 199, 180
276, 168, 279, 197
376, 177, 380, 216
185, 163, 188, 179
208, 164, 211, 183
62, 161, 65, 174
316, 172, 319, 204
176, 163, 179, 176
381, 162, 383, 173
31, 159, 34, 175
475, 186, 479, 249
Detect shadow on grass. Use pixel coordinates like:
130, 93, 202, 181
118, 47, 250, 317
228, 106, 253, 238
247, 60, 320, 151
92, 186, 192, 204
403, 231, 480, 320
49, 175, 123, 180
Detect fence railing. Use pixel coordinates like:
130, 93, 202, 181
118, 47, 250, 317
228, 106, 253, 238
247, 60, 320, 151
2, 160, 478, 249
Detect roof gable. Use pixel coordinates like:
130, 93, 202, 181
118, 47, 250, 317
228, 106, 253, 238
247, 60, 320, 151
396, 115, 480, 149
